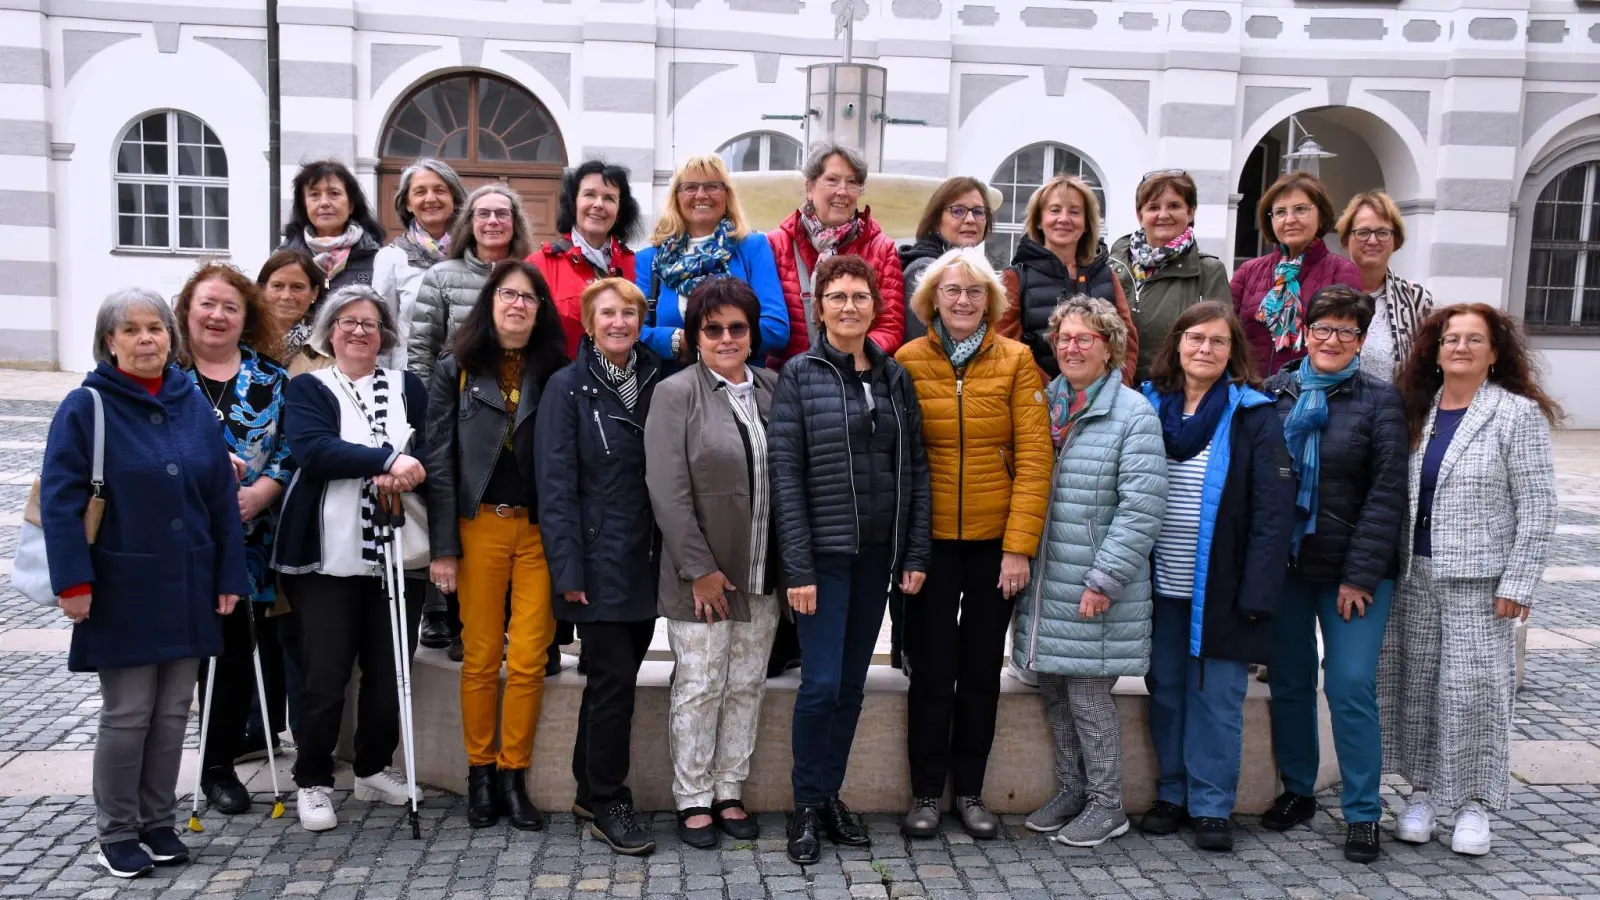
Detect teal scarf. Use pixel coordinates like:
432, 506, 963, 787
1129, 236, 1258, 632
1284, 357, 1361, 554
933, 318, 987, 368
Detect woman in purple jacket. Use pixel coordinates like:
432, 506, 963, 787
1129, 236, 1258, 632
1230, 173, 1362, 377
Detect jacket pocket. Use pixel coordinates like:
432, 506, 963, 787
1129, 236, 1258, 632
999, 447, 1015, 479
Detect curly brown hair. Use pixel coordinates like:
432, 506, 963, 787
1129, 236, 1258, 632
1396, 303, 1563, 447
1148, 301, 1262, 393
173, 261, 281, 365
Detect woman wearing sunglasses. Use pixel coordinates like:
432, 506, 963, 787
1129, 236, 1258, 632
899, 177, 994, 343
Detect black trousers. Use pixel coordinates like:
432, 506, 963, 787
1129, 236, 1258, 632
286, 572, 423, 788
197, 602, 282, 776
905, 539, 1014, 798
572, 618, 655, 810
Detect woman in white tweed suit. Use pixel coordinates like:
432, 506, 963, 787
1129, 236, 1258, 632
1380, 303, 1561, 857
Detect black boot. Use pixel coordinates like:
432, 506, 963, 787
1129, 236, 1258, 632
787, 806, 822, 865
419, 611, 451, 650
820, 795, 871, 847
200, 767, 251, 815
496, 768, 544, 831
466, 765, 498, 828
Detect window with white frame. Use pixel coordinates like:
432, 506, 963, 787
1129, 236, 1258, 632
717, 131, 803, 173
115, 110, 229, 252
1527, 160, 1600, 330
984, 142, 1106, 270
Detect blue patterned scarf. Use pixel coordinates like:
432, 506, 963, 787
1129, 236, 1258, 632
656, 217, 735, 300
1284, 356, 1361, 554
1256, 245, 1306, 354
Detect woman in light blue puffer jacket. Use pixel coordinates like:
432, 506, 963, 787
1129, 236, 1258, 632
1011, 295, 1168, 849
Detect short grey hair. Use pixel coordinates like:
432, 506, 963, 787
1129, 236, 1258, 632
310, 285, 398, 357
1048, 294, 1129, 376
802, 143, 869, 185
93, 288, 180, 368
393, 157, 467, 229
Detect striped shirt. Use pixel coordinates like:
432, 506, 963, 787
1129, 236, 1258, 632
1153, 438, 1210, 599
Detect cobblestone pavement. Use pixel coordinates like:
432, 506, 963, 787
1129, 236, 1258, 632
2, 375, 1599, 900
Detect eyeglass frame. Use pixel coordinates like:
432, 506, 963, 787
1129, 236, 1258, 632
1140, 168, 1188, 183
699, 321, 751, 341
820, 290, 875, 310
1308, 323, 1363, 344
676, 180, 728, 196
937, 283, 989, 302
1054, 331, 1108, 350
494, 287, 539, 307
333, 315, 382, 335
1350, 227, 1395, 243
1180, 330, 1232, 351
946, 204, 988, 221
473, 207, 514, 222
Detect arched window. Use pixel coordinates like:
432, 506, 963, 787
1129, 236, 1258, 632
985, 142, 1105, 269
718, 131, 803, 173
115, 110, 228, 251
381, 73, 563, 164
1527, 160, 1600, 330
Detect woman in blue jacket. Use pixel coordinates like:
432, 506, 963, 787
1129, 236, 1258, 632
42, 289, 248, 879
635, 156, 787, 366
1137, 301, 1294, 853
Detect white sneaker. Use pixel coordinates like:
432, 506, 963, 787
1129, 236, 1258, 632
297, 787, 337, 832
1394, 795, 1436, 844
1451, 801, 1492, 856
353, 767, 410, 806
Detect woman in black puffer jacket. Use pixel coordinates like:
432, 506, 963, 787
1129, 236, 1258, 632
769, 253, 932, 867
1261, 285, 1406, 864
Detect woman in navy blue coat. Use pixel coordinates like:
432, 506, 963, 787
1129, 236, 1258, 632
42, 289, 248, 879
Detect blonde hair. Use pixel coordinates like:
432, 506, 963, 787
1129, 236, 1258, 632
650, 155, 752, 245
1336, 189, 1408, 251
1023, 175, 1101, 268
909, 247, 1008, 328
580, 277, 650, 336
1048, 295, 1129, 377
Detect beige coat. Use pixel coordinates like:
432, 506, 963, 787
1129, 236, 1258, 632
643, 362, 779, 623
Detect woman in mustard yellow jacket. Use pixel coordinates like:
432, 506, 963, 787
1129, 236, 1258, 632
895, 247, 1054, 839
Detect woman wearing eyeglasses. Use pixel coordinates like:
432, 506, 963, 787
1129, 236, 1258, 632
1334, 191, 1433, 383
768, 144, 905, 367
1261, 286, 1406, 864
899, 177, 994, 343
635, 156, 787, 369
1230, 172, 1361, 378
1108, 171, 1230, 384
895, 247, 1052, 839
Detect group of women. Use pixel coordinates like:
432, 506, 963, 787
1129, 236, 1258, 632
40, 147, 1557, 880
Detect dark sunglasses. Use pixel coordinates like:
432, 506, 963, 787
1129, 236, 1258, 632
1140, 168, 1189, 183
700, 321, 750, 341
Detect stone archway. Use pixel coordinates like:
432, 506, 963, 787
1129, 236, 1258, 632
378, 71, 568, 241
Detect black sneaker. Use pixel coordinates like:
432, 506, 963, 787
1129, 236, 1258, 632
1138, 800, 1190, 835
419, 611, 452, 649
820, 795, 871, 847
201, 767, 252, 815
97, 839, 154, 878
233, 730, 282, 764
1193, 816, 1234, 852
1344, 821, 1381, 864
787, 806, 822, 865
136, 827, 189, 866
1261, 791, 1317, 832
591, 802, 656, 856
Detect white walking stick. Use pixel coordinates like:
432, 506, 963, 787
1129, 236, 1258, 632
378, 491, 422, 839
243, 604, 286, 819
188, 656, 218, 832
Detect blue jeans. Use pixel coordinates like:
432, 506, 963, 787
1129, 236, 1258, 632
791, 546, 892, 808
1145, 594, 1248, 819
1269, 572, 1393, 823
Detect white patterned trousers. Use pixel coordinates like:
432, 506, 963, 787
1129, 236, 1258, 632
1378, 557, 1516, 810
1039, 674, 1124, 809
666, 595, 782, 810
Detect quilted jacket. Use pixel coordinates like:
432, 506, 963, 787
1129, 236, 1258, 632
894, 328, 1053, 554
767, 208, 905, 365
406, 251, 492, 380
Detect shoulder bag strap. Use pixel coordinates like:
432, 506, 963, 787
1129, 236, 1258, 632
793, 240, 819, 348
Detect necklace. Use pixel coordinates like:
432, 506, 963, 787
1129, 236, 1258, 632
196, 371, 232, 421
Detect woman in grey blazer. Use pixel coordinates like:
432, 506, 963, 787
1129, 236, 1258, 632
1011, 295, 1168, 848
1381, 303, 1561, 858
643, 277, 780, 851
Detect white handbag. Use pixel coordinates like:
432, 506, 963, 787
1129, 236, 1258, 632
14, 387, 104, 607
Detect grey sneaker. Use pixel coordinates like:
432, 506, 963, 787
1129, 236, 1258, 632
1025, 789, 1085, 833
1053, 801, 1130, 847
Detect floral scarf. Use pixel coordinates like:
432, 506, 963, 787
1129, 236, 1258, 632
656, 217, 735, 301
303, 221, 365, 285
799, 201, 863, 260
405, 219, 450, 266
1128, 226, 1195, 283
1256, 245, 1306, 354
498, 350, 523, 452
933, 318, 987, 369
1046, 372, 1108, 449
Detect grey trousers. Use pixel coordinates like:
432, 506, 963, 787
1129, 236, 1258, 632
1039, 674, 1123, 809
95, 658, 199, 844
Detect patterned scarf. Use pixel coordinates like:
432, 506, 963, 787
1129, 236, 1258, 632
571, 230, 612, 275
595, 345, 639, 410
656, 217, 735, 300
1284, 356, 1361, 555
303, 222, 365, 285
1047, 372, 1108, 449
280, 319, 314, 360
1256, 245, 1306, 354
1128, 226, 1196, 283
331, 366, 391, 568
799, 201, 863, 260
498, 350, 523, 452
405, 219, 450, 266
933, 318, 987, 369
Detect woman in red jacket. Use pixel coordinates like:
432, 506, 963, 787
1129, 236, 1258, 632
767, 144, 905, 366
531, 160, 642, 358
1230, 172, 1362, 377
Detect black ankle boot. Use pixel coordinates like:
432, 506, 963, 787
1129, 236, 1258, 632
496, 768, 543, 831
466, 765, 498, 828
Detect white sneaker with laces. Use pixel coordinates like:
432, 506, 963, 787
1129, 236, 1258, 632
1394, 795, 1436, 844
1451, 801, 1492, 856
297, 787, 337, 832
354, 767, 410, 805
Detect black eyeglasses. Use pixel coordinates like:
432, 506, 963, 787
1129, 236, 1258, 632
947, 205, 987, 221
700, 321, 750, 341
1309, 324, 1363, 343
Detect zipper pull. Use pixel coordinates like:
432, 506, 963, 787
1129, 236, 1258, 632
956, 379, 964, 396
